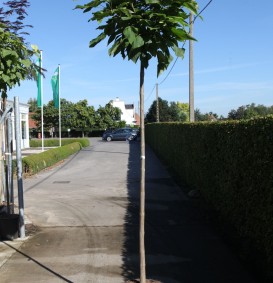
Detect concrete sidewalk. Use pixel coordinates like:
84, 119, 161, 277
0, 138, 258, 282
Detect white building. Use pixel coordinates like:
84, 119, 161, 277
3, 100, 30, 149
111, 97, 137, 126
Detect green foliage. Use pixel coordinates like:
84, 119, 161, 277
0, 27, 38, 99
73, 100, 96, 136
27, 98, 38, 112
76, 0, 198, 76
0, 1, 41, 101
176, 102, 189, 121
228, 103, 273, 120
146, 118, 273, 280
31, 99, 124, 134
95, 102, 124, 129
145, 97, 187, 123
22, 142, 82, 175
195, 108, 219, 121
30, 138, 90, 148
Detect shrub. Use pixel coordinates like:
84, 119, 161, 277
146, 117, 273, 280
30, 138, 89, 148
22, 142, 82, 175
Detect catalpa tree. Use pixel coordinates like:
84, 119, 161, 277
76, 1, 199, 281
0, 0, 40, 103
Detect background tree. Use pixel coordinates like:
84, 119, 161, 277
228, 103, 273, 120
195, 108, 219, 121
76, 1, 198, 281
31, 99, 124, 136
71, 100, 96, 137
95, 102, 124, 129
145, 98, 188, 123
27, 98, 38, 112
145, 97, 169, 122
31, 100, 59, 133
177, 102, 189, 121
169, 101, 186, 122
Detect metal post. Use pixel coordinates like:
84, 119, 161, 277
7, 112, 14, 214
156, 83, 159, 122
14, 96, 25, 238
58, 64, 62, 147
4, 111, 13, 214
40, 51, 44, 151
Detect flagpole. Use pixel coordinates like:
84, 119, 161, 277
40, 50, 44, 151
58, 64, 61, 147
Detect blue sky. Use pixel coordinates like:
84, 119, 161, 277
8, 0, 273, 117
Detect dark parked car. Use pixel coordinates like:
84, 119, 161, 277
102, 128, 138, 142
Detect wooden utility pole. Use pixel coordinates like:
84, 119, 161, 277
156, 83, 159, 122
189, 13, 195, 122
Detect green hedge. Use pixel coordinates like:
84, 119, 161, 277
146, 117, 273, 280
22, 142, 82, 175
30, 138, 90, 148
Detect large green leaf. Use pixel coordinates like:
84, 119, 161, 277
2, 49, 17, 58
123, 26, 137, 45
132, 35, 145, 49
21, 59, 32, 68
109, 39, 124, 57
172, 45, 185, 58
89, 33, 106, 48
171, 27, 195, 41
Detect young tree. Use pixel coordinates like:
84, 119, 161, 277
0, 26, 36, 104
0, 0, 39, 105
76, 1, 198, 281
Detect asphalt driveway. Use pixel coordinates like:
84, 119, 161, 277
0, 138, 257, 282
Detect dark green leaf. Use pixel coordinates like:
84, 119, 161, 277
89, 33, 106, 48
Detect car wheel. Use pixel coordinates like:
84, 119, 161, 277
106, 136, 112, 142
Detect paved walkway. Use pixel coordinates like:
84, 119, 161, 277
0, 138, 258, 282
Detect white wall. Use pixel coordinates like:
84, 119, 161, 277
111, 97, 136, 126
6, 100, 29, 149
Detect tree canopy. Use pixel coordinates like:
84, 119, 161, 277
76, 0, 198, 76
145, 97, 189, 123
31, 99, 126, 135
228, 103, 273, 120
0, 0, 40, 102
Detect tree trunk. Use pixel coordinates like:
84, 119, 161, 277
139, 62, 146, 283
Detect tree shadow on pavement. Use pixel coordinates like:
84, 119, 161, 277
121, 141, 258, 283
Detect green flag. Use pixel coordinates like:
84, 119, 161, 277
36, 57, 42, 107
51, 67, 59, 108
